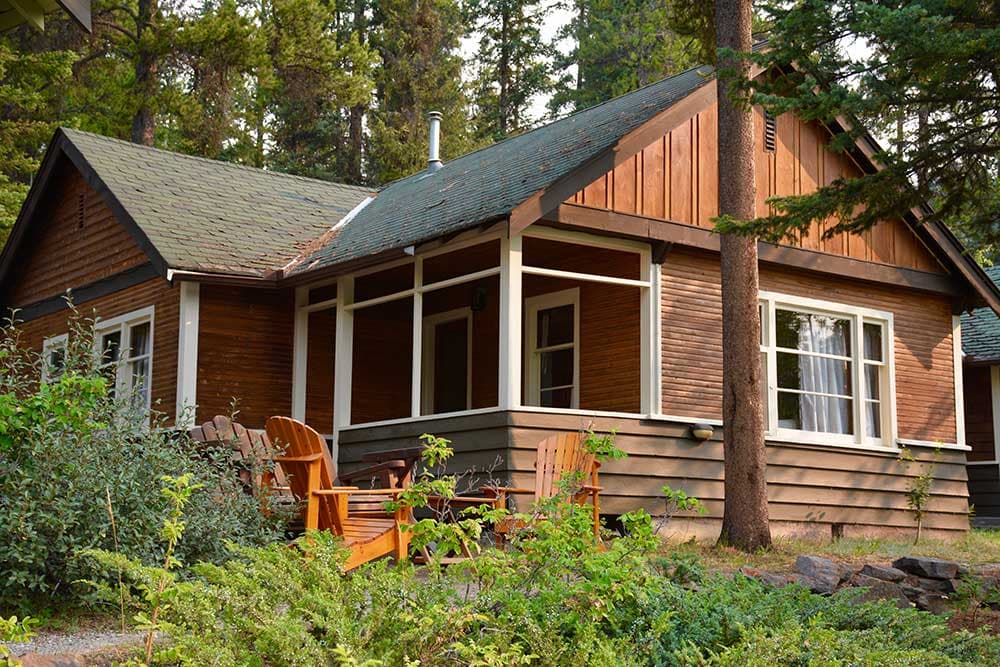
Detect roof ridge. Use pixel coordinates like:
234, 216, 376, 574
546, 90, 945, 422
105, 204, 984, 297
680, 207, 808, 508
59, 127, 375, 194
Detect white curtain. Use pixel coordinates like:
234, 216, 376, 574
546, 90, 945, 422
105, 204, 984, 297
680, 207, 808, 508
798, 314, 851, 434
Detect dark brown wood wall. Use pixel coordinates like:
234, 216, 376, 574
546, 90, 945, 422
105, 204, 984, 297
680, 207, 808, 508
964, 364, 995, 462
16, 278, 180, 422
196, 285, 294, 428
661, 248, 959, 443
8, 162, 150, 306
305, 308, 336, 433
568, 104, 944, 274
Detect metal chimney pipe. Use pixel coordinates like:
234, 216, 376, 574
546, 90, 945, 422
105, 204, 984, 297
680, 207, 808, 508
427, 111, 443, 172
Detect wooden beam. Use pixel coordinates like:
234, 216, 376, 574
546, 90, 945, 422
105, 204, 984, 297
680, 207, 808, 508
291, 286, 309, 422
499, 233, 523, 409
543, 203, 968, 297
9, 0, 44, 30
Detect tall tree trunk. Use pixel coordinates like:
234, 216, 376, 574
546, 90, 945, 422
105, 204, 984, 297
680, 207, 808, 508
498, 6, 510, 136
348, 0, 367, 183
131, 0, 158, 146
715, 0, 772, 551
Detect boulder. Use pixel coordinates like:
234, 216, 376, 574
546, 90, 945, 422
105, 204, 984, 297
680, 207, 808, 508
915, 592, 951, 615
853, 579, 914, 609
908, 576, 958, 595
795, 555, 843, 594
860, 563, 907, 583
19, 655, 87, 667
892, 556, 960, 580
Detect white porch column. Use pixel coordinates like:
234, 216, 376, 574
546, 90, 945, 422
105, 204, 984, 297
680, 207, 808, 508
411, 258, 423, 417
953, 315, 965, 448
499, 232, 523, 409
642, 253, 662, 416
332, 276, 355, 460
175, 281, 200, 428
291, 286, 309, 422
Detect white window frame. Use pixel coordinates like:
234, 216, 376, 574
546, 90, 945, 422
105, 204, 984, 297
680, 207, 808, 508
41, 333, 68, 383
94, 306, 156, 412
421, 307, 473, 415
524, 288, 580, 409
759, 291, 896, 450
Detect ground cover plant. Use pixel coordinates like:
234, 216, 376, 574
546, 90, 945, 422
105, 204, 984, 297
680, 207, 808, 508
0, 308, 289, 613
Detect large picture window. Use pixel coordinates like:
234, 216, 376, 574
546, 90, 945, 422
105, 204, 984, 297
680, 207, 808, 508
760, 293, 893, 447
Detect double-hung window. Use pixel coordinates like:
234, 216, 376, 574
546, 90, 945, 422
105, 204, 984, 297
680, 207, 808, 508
41, 334, 68, 382
96, 307, 155, 411
760, 292, 894, 448
525, 288, 580, 409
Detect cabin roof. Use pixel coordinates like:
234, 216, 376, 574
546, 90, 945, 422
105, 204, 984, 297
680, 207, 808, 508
286, 65, 714, 275
962, 266, 1000, 363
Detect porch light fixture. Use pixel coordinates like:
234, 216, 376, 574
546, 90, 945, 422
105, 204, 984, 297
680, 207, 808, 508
690, 423, 714, 441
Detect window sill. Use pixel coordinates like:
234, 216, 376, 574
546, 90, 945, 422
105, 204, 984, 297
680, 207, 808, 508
765, 434, 901, 455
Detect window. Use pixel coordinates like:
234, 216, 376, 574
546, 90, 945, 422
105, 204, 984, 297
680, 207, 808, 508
42, 334, 68, 382
421, 308, 472, 415
760, 293, 893, 447
525, 289, 579, 409
95, 307, 154, 411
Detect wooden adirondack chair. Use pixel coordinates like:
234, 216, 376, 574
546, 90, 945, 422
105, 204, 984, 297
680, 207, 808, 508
188, 415, 292, 502
264, 416, 412, 570
446, 432, 602, 541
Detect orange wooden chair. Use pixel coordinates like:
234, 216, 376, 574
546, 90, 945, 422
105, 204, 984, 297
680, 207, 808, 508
264, 416, 412, 570
188, 415, 293, 502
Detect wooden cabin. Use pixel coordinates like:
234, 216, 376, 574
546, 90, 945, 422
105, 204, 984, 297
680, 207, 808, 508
3, 66, 998, 540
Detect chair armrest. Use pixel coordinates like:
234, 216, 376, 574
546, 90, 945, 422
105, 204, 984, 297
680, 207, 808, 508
581, 484, 603, 492
274, 453, 324, 463
480, 486, 534, 496
312, 488, 405, 497
339, 459, 408, 483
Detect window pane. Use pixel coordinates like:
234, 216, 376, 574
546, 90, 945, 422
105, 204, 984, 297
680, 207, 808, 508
101, 331, 121, 365
537, 304, 574, 348
775, 309, 851, 355
864, 364, 881, 400
863, 323, 883, 361
129, 322, 151, 357
539, 348, 574, 389
866, 401, 881, 438
540, 387, 572, 408
47, 346, 66, 378
778, 391, 853, 434
777, 352, 851, 397
760, 352, 768, 427
131, 356, 149, 407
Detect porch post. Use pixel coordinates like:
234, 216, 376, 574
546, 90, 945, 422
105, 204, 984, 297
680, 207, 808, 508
291, 286, 309, 422
411, 257, 423, 417
175, 281, 200, 428
641, 252, 662, 416
499, 232, 523, 409
333, 275, 355, 460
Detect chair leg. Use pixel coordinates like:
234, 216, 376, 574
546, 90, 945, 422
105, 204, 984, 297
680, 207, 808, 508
305, 459, 321, 530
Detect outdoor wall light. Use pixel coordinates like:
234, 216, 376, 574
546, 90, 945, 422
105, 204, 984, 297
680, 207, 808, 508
690, 423, 715, 441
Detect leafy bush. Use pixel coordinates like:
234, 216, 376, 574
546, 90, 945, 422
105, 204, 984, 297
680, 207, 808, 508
0, 310, 288, 611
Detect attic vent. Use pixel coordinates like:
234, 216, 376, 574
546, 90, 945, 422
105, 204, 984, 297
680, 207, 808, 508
77, 192, 85, 229
763, 111, 777, 152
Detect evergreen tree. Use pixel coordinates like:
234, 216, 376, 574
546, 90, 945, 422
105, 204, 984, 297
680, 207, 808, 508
467, 0, 551, 142
549, 0, 698, 116
368, 0, 476, 183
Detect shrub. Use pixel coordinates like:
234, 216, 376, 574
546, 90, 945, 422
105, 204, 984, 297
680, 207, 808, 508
0, 309, 287, 611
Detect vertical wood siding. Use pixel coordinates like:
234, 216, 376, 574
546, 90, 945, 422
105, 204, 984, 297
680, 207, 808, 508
305, 308, 336, 433
196, 285, 293, 428
661, 249, 959, 443
8, 162, 150, 306
568, 105, 944, 274
964, 364, 995, 462
15, 278, 180, 422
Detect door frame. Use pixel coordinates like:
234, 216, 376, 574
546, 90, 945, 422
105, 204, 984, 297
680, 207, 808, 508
421, 307, 474, 415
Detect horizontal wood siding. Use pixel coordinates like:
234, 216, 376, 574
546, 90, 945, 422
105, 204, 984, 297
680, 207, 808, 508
196, 285, 293, 428
352, 298, 413, 424
968, 464, 1000, 518
7, 161, 150, 307
15, 278, 179, 422
306, 308, 336, 434
569, 105, 944, 274
340, 410, 970, 536
662, 249, 959, 443
964, 365, 995, 462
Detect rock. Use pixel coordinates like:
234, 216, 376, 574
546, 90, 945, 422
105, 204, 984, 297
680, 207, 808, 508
860, 563, 907, 582
19, 655, 87, 667
855, 580, 914, 609
900, 582, 925, 601
915, 592, 951, 615
892, 556, 960, 580
796, 555, 843, 594
912, 576, 958, 594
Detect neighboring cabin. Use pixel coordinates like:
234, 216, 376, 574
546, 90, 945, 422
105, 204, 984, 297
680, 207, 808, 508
3, 65, 998, 541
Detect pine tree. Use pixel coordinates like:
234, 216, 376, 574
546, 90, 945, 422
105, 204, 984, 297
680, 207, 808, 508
467, 0, 551, 142
549, 0, 698, 116
367, 0, 476, 184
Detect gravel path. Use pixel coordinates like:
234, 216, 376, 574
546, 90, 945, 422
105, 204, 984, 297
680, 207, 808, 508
5, 629, 143, 658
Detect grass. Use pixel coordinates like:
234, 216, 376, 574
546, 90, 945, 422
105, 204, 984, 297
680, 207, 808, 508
664, 528, 1000, 573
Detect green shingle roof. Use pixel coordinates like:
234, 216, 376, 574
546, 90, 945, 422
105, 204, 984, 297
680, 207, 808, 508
962, 266, 1000, 362
61, 129, 372, 277
288, 65, 714, 275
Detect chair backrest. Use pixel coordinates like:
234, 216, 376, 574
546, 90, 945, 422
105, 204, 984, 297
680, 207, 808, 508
264, 416, 340, 530
533, 432, 596, 501
188, 415, 288, 493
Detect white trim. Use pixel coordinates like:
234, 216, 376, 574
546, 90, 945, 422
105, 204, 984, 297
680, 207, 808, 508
333, 276, 355, 457
968, 460, 1000, 466
301, 297, 338, 313
411, 258, 424, 418
499, 233, 523, 409
524, 288, 580, 409
421, 307, 473, 415
339, 406, 503, 431
344, 266, 502, 312
521, 266, 649, 289
640, 250, 653, 414
175, 282, 200, 428
896, 438, 971, 452
291, 286, 309, 422
953, 315, 966, 447
522, 224, 650, 253
94, 305, 155, 332
766, 434, 900, 455
991, 365, 1000, 462
41, 333, 68, 382
95, 305, 156, 414
651, 264, 663, 417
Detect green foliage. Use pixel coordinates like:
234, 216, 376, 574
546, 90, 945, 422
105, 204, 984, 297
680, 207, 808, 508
0, 309, 287, 612
898, 447, 938, 544
0, 615, 36, 667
